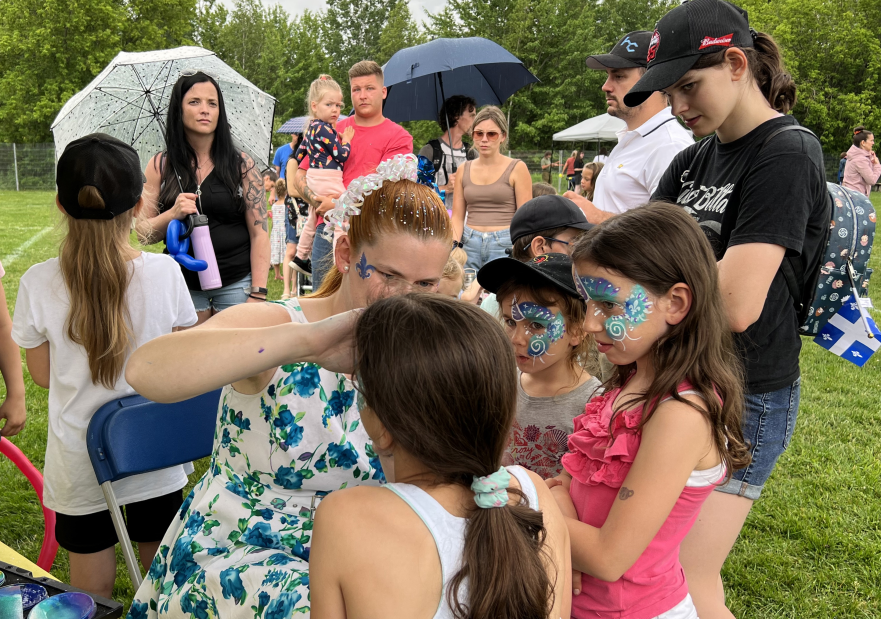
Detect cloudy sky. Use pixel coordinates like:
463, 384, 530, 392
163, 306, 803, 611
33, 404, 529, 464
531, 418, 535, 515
238, 0, 447, 22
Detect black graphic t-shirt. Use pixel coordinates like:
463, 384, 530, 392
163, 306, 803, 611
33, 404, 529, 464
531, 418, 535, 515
653, 116, 828, 393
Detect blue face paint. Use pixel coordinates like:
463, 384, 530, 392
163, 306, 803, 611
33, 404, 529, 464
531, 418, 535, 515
511, 297, 566, 361
356, 253, 376, 279
575, 273, 653, 349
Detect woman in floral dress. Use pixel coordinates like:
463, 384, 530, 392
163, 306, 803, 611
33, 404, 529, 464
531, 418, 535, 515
125, 175, 453, 619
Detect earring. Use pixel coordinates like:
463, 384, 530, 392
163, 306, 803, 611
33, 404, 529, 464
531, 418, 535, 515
344, 266, 349, 272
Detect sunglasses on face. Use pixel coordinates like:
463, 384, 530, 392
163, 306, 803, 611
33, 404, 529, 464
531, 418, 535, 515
472, 130, 501, 141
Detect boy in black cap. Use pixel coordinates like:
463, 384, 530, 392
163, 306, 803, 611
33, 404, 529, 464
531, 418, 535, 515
477, 194, 593, 316
477, 253, 601, 478
566, 31, 693, 224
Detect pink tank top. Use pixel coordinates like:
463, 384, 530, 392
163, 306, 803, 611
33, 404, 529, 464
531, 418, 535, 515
561, 383, 722, 619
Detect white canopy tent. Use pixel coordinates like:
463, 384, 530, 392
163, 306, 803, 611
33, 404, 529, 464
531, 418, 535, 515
549, 113, 625, 192
552, 113, 626, 142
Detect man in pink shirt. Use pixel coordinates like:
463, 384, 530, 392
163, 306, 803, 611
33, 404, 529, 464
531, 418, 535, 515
290, 60, 413, 284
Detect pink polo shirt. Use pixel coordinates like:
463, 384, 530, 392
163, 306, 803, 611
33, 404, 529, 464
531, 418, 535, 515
299, 116, 413, 186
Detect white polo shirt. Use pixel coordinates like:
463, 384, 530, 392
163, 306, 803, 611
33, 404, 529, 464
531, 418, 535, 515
593, 107, 693, 215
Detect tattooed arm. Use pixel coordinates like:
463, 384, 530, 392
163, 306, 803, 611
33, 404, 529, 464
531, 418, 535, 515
560, 396, 715, 582
293, 166, 341, 215
242, 154, 270, 297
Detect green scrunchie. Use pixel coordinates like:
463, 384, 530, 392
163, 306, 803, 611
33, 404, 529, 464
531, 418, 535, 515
471, 466, 512, 509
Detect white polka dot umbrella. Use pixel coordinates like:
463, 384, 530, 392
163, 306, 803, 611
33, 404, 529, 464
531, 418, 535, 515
51, 46, 277, 171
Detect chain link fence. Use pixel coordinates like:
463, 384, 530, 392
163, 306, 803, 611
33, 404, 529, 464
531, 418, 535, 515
0, 143, 56, 191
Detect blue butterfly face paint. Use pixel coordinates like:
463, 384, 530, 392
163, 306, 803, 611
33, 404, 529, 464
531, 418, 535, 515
575, 275, 653, 349
510, 296, 567, 363
356, 253, 376, 279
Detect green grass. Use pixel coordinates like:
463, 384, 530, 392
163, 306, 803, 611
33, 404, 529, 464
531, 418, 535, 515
0, 190, 879, 615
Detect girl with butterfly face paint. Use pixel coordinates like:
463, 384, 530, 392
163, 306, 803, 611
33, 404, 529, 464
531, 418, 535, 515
545, 203, 750, 619
477, 253, 600, 480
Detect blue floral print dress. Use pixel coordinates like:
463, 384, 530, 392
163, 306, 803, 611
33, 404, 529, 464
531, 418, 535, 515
128, 299, 383, 619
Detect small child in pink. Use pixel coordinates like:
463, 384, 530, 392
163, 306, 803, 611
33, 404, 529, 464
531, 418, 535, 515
293, 74, 354, 266
549, 203, 751, 619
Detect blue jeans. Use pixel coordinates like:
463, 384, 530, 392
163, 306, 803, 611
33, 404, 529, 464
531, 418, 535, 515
716, 378, 801, 500
461, 226, 512, 271
311, 223, 334, 288
189, 273, 252, 313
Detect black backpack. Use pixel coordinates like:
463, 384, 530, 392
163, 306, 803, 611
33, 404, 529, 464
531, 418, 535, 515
427, 138, 478, 182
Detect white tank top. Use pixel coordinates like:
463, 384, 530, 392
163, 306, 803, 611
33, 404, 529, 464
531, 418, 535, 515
384, 466, 539, 619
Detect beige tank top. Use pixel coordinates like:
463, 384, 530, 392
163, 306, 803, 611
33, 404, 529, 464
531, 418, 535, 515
461, 159, 519, 228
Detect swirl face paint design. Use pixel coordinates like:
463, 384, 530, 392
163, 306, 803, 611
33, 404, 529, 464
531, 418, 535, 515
576, 276, 653, 349
511, 296, 566, 363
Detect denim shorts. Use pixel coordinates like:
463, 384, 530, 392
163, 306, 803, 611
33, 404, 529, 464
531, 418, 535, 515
286, 220, 298, 245
189, 273, 252, 313
716, 378, 801, 500
461, 226, 512, 271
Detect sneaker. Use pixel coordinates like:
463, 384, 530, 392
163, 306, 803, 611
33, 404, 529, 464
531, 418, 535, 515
290, 257, 311, 275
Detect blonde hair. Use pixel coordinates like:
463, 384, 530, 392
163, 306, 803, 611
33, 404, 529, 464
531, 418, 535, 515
471, 106, 509, 148
532, 182, 556, 197
451, 247, 467, 266
348, 60, 383, 82
581, 161, 604, 201
308, 179, 453, 297
60, 186, 138, 388
275, 178, 287, 198
307, 74, 343, 120
442, 255, 465, 285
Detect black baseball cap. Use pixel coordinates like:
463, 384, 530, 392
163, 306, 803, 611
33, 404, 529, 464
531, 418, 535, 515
57, 133, 145, 220
477, 253, 581, 299
586, 31, 653, 70
624, 0, 753, 107
510, 195, 593, 244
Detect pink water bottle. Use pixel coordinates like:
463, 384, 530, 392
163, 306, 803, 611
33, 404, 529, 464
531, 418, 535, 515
188, 214, 222, 291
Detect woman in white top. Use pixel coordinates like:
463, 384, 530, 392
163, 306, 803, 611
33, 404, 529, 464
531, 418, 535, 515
12, 134, 198, 598
310, 294, 571, 619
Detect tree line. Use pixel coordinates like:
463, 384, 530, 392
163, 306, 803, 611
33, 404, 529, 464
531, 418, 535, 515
1, 0, 880, 153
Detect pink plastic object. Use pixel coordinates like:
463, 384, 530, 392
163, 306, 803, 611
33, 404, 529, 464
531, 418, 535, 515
190, 215, 222, 291
0, 437, 58, 572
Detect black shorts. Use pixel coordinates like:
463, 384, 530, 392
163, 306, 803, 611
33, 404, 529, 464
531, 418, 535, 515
55, 490, 183, 554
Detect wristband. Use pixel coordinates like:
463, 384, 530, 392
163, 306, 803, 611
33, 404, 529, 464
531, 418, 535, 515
249, 286, 268, 295
248, 294, 267, 301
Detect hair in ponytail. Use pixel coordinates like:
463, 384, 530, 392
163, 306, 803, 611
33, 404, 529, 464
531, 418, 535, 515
853, 126, 873, 147
693, 31, 797, 113
306, 74, 343, 120
59, 187, 137, 388
355, 294, 555, 619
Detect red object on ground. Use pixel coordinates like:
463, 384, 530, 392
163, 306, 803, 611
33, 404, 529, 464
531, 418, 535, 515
0, 437, 58, 572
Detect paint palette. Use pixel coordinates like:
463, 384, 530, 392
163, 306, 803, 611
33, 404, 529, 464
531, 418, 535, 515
0, 562, 121, 618
28, 592, 96, 619
1, 585, 47, 611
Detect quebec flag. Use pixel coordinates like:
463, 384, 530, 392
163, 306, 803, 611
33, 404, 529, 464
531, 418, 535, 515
814, 297, 880, 367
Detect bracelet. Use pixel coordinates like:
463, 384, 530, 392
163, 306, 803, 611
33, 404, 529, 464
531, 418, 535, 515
248, 294, 267, 301
452, 240, 464, 249
249, 286, 268, 295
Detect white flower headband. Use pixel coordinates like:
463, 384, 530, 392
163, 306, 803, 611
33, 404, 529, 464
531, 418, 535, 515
322, 154, 419, 240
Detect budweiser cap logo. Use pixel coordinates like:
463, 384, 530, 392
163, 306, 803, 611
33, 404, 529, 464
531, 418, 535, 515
699, 33, 734, 50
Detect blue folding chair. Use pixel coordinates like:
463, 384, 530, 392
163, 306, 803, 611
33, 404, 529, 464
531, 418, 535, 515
86, 390, 222, 587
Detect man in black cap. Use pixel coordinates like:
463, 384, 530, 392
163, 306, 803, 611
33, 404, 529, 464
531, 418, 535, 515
565, 31, 693, 223
477, 194, 592, 317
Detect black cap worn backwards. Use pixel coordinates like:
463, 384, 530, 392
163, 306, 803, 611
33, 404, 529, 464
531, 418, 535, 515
56, 133, 145, 220
586, 31, 654, 70
477, 253, 581, 299
509, 195, 593, 244
624, 0, 753, 107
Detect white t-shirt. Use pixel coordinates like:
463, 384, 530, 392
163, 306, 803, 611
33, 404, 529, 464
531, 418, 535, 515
593, 107, 693, 215
593, 154, 608, 163
12, 252, 198, 515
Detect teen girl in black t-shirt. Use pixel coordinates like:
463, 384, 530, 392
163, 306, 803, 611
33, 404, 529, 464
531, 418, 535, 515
624, 1, 828, 616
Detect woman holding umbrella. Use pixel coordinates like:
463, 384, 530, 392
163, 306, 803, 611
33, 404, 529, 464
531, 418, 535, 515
452, 106, 532, 271
137, 72, 270, 324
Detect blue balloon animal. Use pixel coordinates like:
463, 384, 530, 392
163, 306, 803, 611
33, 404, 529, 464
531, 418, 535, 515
166, 217, 208, 272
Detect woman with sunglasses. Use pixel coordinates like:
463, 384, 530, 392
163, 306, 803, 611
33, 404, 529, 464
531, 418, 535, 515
138, 71, 270, 324
452, 106, 533, 271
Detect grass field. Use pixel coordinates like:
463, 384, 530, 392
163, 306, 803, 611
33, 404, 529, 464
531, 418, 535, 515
0, 190, 879, 616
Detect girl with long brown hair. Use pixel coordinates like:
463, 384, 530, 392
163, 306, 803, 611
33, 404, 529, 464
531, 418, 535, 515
11, 134, 198, 598
630, 1, 828, 615
123, 161, 454, 618
548, 202, 749, 619
309, 293, 572, 619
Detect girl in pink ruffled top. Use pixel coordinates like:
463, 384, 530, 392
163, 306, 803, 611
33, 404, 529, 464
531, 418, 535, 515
548, 202, 751, 619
